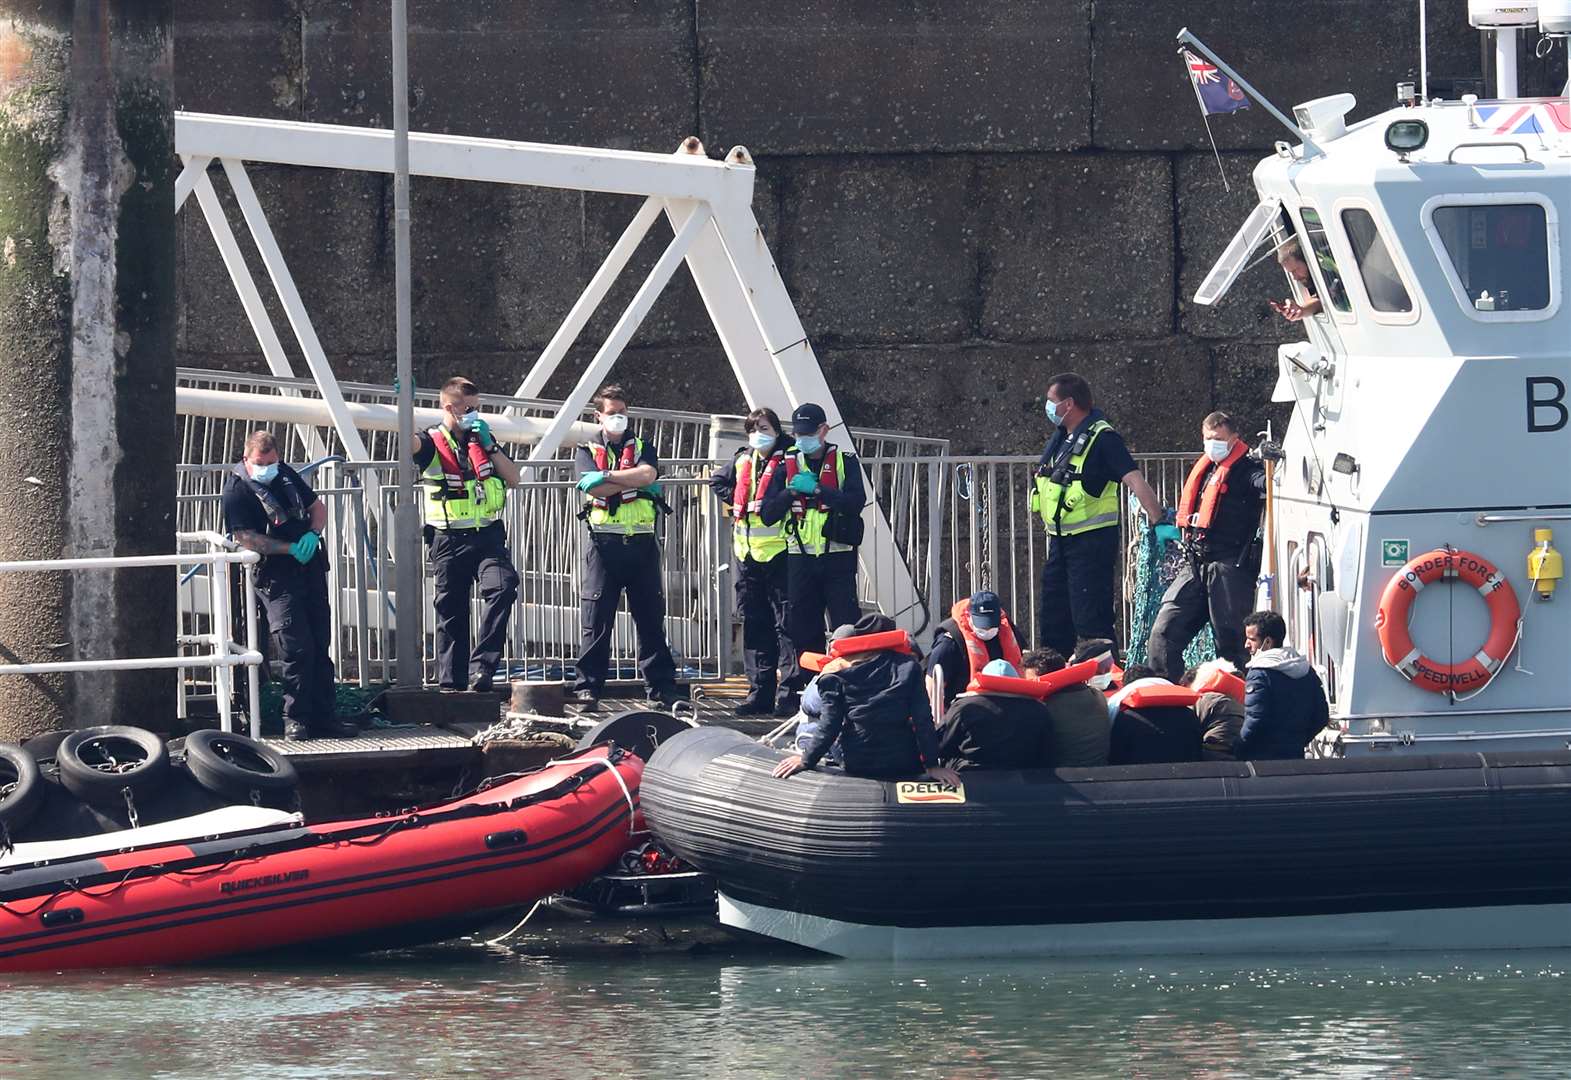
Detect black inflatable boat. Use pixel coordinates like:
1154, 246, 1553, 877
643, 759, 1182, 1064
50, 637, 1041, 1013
641, 727, 1571, 959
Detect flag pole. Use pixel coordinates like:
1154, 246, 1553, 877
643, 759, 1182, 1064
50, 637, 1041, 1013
1180, 50, 1232, 192
1175, 28, 1323, 156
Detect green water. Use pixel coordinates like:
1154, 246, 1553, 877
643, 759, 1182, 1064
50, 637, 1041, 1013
2, 939, 1566, 1079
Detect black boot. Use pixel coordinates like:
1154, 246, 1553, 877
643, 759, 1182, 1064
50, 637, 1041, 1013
735, 684, 776, 715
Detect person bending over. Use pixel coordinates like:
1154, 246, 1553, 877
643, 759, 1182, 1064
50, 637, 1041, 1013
774, 615, 961, 787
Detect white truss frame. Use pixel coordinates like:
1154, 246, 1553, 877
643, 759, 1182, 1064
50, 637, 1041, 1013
173, 111, 922, 629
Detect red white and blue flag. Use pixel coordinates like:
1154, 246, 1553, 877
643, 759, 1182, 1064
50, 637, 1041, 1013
1184, 50, 1250, 116
1476, 101, 1571, 136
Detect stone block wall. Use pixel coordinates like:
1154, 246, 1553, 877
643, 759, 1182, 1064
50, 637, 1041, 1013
175, 1, 1567, 456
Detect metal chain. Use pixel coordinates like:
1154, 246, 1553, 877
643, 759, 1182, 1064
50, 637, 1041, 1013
956, 462, 993, 591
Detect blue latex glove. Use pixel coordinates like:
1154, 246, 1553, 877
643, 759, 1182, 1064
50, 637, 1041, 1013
1152, 523, 1182, 545
289, 531, 320, 564
468, 417, 495, 450
577, 470, 607, 492
787, 472, 819, 495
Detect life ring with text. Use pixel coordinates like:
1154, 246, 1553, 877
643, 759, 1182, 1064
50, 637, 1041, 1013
1375, 548, 1520, 695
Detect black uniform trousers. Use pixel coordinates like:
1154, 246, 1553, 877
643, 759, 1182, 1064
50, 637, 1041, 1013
1146, 556, 1257, 681
428, 522, 520, 689
1038, 525, 1120, 659
575, 532, 677, 693
782, 549, 860, 692
259, 564, 336, 727
735, 552, 792, 698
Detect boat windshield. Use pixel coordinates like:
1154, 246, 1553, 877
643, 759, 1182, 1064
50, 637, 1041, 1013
1341, 208, 1412, 313
1298, 208, 1351, 314
1431, 203, 1551, 312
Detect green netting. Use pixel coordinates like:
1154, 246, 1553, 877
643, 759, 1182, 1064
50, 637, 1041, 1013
1124, 526, 1215, 670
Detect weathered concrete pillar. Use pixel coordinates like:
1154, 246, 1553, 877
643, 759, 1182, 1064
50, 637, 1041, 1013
0, 2, 175, 740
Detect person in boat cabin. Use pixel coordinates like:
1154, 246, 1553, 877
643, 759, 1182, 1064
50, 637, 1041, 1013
1032, 372, 1172, 662
1270, 234, 1345, 323
936, 659, 1054, 771
1107, 664, 1203, 766
1020, 647, 1110, 768
759, 402, 867, 716
571, 383, 682, 708
223, 430, 357, 740
708, 407, 795, 716
925, 590, 1028, 712
1239, 610, 1330, 761
1145, 410, 1267, 681
409, 376, 522, 693
773, 615, 962, 787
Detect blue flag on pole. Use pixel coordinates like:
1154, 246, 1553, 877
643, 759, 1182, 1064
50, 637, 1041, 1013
1184, 50, 1250, 115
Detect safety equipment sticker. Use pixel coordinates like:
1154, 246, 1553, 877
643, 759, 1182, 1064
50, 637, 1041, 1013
896, 780, 966, 804
1381, 539, 1410, 567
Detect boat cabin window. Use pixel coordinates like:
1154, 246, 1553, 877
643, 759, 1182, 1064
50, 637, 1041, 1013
1297, 209, 1351, 314
1431, 203, 1550, 312
1340, 209, 1413, 313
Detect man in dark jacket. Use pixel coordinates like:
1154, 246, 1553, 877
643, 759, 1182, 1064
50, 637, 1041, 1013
1107, 665, 1202, 765
936, 660, 1052, 771
1020, 647, 1110, 767
1238, 610, 1330, 760
773, 615, 961, 786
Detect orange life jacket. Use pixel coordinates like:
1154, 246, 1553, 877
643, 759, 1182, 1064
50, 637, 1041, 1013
1037, 659, 1100, 697
798, 651, 830, 673
967, 672, 1054, 699
1120, 684, 1202, 710
1192, 667, 1246, 704
783, 448, 842, 519
949, 598, 1023, 679
429, 426, 495, 498
827, 629, 914, 659
733, 451, 785, 521
588, 439, 647, 510
1176, 440, 1249, 534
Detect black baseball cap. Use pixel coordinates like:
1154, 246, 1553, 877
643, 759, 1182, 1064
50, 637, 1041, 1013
968, 590, 1002, 630
790, 402, 828, 435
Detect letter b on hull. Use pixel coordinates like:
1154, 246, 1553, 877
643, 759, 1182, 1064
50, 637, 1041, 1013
1527, 377, 1568, 433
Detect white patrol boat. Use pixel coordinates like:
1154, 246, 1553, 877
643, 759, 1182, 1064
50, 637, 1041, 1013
1193, 1, 1571, 757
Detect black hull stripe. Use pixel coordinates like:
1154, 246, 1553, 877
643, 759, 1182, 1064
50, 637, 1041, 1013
0, 804, 630, 963
0, 796, 628, 953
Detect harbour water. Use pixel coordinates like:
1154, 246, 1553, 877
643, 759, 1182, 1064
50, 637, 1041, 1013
4, 931, 1566, 1079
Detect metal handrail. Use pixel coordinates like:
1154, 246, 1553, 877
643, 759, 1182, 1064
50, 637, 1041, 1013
0, 532, 263, 735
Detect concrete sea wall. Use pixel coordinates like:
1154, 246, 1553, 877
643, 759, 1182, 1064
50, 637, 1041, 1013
175, 1, 1567, 454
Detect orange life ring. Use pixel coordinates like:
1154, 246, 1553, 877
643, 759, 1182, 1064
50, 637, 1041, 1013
1375, 548, 1520, 695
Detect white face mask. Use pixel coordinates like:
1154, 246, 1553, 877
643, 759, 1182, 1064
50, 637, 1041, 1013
973, 625, 1000, 641
459, 409, 480, 429
1088, 673, 1113, 691
748, 430, 776, 452
1204, 438, 1232, 463
248, 461, 279, 483
601, 412, 630, 437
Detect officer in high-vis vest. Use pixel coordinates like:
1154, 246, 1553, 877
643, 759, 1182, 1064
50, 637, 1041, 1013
1146, 410, 1269, 681
571, 383, 681, 708
759, 402, 866, 714
1032, 372, 1172, 658
709, 407, 794, 715
410, 376, 522, 692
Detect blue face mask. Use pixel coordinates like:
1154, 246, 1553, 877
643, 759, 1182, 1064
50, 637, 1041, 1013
796, 434, 822, 455
1044, 399, 1064, 427
248, 462, 279, 484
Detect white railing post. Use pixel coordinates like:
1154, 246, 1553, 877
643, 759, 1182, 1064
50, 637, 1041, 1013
212, 543, 234, 734
243, 560, 262, 739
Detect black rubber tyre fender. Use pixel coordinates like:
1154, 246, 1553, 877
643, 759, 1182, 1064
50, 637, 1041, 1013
56, 726, 171, 808
576, 709, 697, 763
21, 730, 71, 765
0, 743, 46, 834
182, 729, 299, 803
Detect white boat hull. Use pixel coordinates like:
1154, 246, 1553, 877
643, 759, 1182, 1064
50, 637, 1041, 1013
719, 893, 1571, 961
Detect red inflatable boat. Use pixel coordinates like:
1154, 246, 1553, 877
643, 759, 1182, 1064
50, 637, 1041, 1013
0, 746, 641, 971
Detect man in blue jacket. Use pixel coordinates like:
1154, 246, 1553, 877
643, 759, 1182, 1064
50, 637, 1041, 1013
1238, 610, 1330, 760
773, 615, 961, 786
